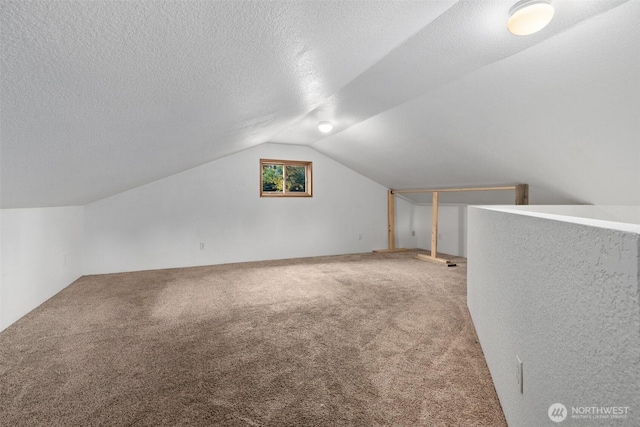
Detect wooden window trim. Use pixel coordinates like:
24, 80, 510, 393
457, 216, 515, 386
260, 159, 313, 197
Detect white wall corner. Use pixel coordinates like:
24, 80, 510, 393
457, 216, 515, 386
0, 206, 84, 332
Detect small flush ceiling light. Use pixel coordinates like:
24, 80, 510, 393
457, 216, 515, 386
508, 0, 554, 36
317, 121, 333, 133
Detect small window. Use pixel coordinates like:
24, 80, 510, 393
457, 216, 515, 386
260, 159, 312, 197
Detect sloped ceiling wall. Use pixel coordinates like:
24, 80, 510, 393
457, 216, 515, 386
1, 0, 638, 208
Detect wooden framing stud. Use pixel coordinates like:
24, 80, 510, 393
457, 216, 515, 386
385, 183, 529, 261
431, 191, 439, 259
515, 184, 529, 205
388, 190, 396, 250
373, 248, 413, 254
416, 253, 454, 265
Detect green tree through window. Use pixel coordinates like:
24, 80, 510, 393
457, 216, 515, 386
262, 164, 283, 192
260, 159, 312, 197
285, 165, 306, 192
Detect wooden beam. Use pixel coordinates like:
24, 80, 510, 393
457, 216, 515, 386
515, 184, 529, 205
416, 253, 454, 265
387, 190, 395, 250
373, 248, 413, 254
393, 186, 517, 194
431, 191, 439, 259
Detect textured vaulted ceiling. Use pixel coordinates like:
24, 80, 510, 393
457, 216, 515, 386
1, 0, 638, 208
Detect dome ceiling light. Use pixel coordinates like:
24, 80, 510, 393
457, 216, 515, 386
508, 0, 555, 36
317, 121, 333, 133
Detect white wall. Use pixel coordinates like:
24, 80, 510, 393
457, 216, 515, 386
0, 209, 3, 330
409, 203, 467, 257
83, 143, 389, 274
393, 195, 418, 250
0, 207, 84, 332
392, 196, 468, 257
467, 206, 640, 426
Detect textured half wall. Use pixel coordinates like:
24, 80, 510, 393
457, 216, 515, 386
468, 206, 640, 426
0, 207, 84, 331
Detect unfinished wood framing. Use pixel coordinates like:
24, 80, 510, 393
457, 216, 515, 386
431, 192, 439, 259
377, 184, 529, 264
515, 184, 529, 205
416, 253, 454, 265
372, 248, 413, 254
393, 185, 519, 194
387, 190, 395, 250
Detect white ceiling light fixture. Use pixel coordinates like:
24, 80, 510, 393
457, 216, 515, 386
508, 0, 555, 36
317, 121, 334, 133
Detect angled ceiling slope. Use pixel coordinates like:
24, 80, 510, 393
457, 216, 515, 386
1, 0, 638, 208
0, 0, 454, 208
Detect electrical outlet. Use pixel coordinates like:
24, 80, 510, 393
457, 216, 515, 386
200, 242, 205, 250
516, 355, 523, 394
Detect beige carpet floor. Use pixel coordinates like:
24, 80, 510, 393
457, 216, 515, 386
0, 250, 506, 426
